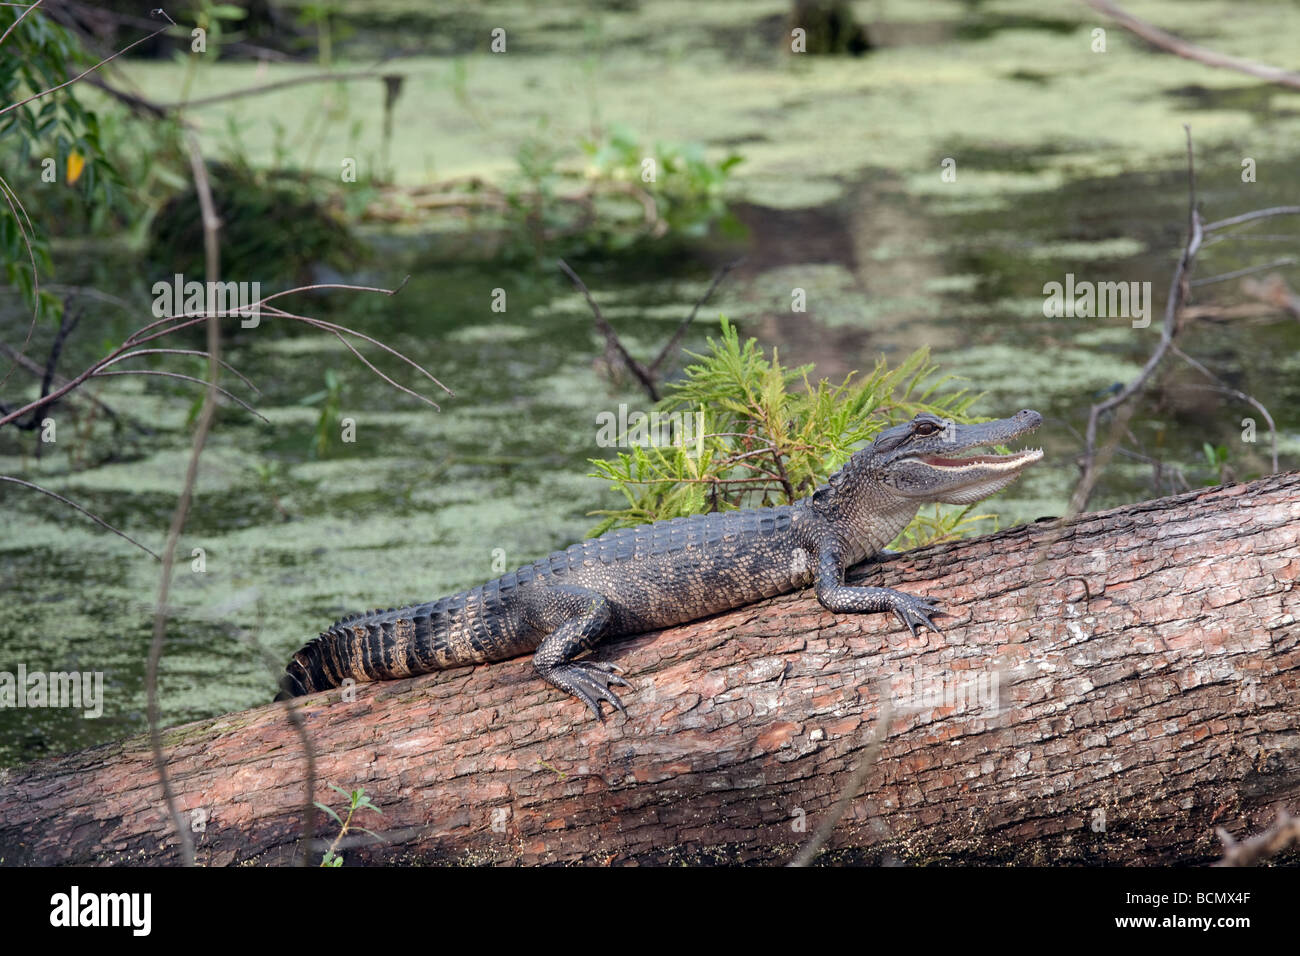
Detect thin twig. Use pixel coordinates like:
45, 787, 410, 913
234, 608, 319, 868
1214, 807, 1300, 866
0, 8, 176, 118
0, 476, 159, 558
146, 129, 217, 869
0, 342, 138, 431
0, 303, 79, 429
162, 71, 402, 111
766, 439, 797, 501
788, 689, 892, 866
1172, 378, 1278, 474
0, 280, 442, 430
557, 258, 660, 400
81, 74, 167, 119
0, 0, 44, 49
649, 259, 742, 374
40, 283, 139, 314
91, 369, 267, 422
1189, 258, 1296, 287
1069, 130, 1293, 511
614, 474, 788, 488
98, 347, 261, 394
260, 305, 446, 410
1203, 206, 1300, 233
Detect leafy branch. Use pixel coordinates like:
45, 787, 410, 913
315, 785, 383, 867
587, 318, 993, 551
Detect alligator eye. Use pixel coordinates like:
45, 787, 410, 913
913, 420, 939, 437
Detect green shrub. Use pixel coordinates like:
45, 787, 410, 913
588, 319, 1003, 550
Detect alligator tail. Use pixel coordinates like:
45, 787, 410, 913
274, 606, 437, 700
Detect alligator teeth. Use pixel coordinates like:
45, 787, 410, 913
918, 447, 1043, 470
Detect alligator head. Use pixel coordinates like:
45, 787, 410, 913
869, 409, 1043, 504
813, 408, 1044, 540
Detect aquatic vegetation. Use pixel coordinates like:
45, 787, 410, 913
500, 123, 744, 260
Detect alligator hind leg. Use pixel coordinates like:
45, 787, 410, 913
524, 584, 630, 720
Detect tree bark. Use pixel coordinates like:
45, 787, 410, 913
2, 474, 1298, 866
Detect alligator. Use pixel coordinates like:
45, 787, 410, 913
275, 409, 1043, 718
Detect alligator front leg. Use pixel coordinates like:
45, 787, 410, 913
524, 583, 630, 720
814, 541, 943, 637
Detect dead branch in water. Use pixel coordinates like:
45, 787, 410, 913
1082, 0, 1300, 91
1069, 127, 1294, 514
558, 257, 740, 402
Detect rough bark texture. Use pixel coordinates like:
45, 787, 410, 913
2, 474, 1297, 866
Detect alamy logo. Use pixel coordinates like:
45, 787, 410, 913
50, 886, 151, 936
893, 664, 1000, 718
1042, 273, 1152, 328
0, 665, 104, 718
152, 273, 263, 328
595, 404, 705, 450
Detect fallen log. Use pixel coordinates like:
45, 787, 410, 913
2, 473, 1297, 866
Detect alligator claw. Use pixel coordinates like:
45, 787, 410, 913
547, 661, 630, 720
892, 595, 944, 638
576, 660, 628, 679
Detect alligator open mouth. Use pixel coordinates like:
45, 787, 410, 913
915, 447, 1044, 471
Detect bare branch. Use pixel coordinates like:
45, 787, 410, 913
1081, 0, 1300, 91
1190, 258, 1296, 287
1215, 807, 1300, 866
146, 128, 218, 870
1203, 206, 1300, 233
0, 302, 79, 429
91, 369, 268, 423
0, 475, 159, 558
0, 342, 139, 430
40, 283, 139, 314
0, 279, 445, 430
253, 276, 413, 307
1069, 127, 1297, 512
788, 688, 892, 866
558, 258, 661, 401
164, 70, 401, 111
649, 258, 742, 375
232, 614, 319, 868
260, 304, 450, 407
0, 8, 176, 118
0, 0, 44, 49
97, 347, 261, 394
1069, 126, 1202, 514
1168, 346, 1279, 474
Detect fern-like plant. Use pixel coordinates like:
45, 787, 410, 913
588, 318, 1004, 550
